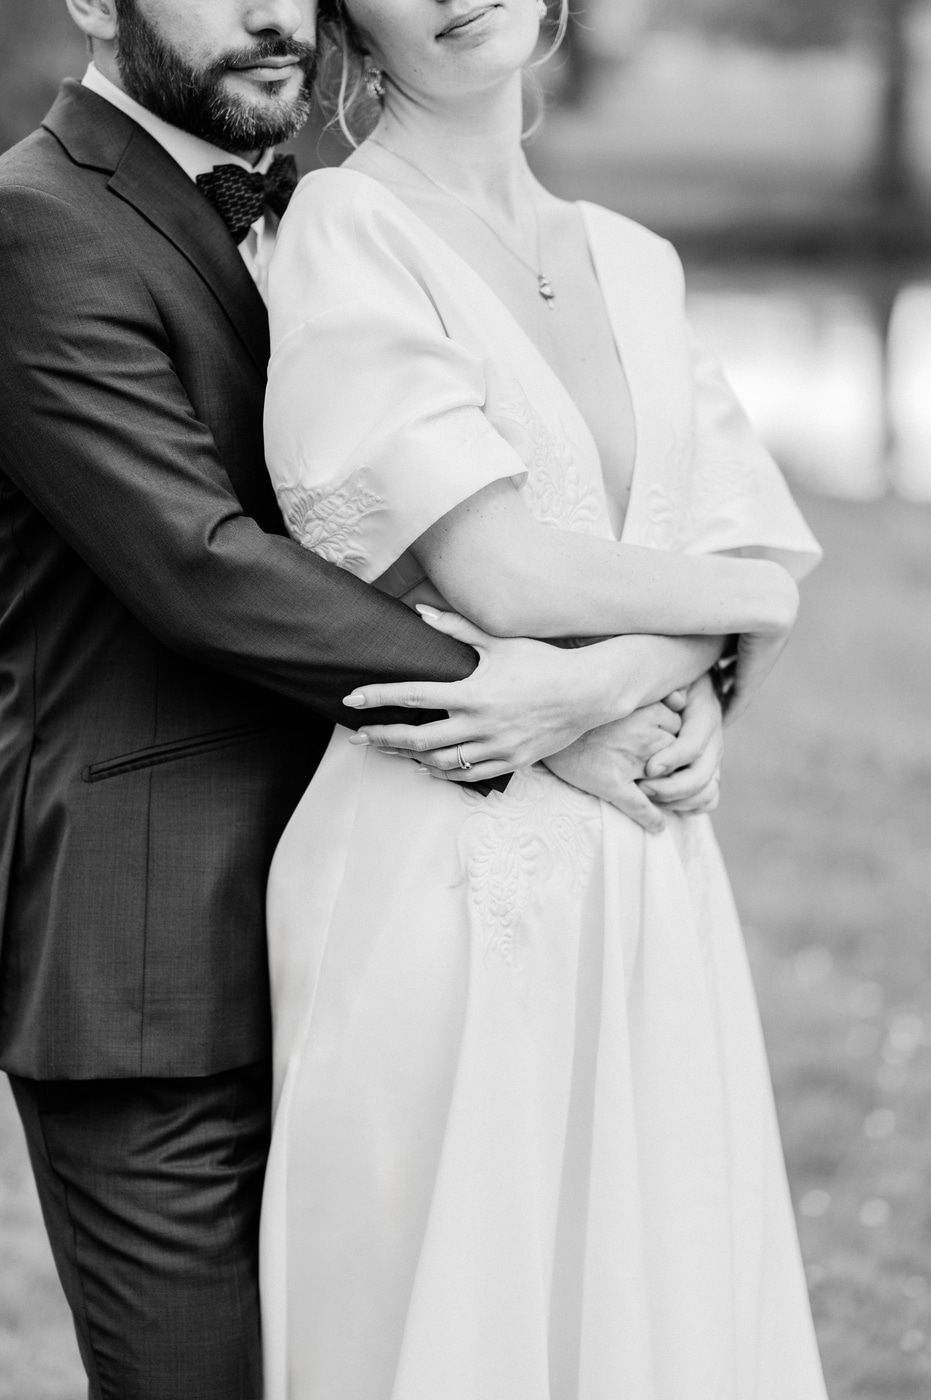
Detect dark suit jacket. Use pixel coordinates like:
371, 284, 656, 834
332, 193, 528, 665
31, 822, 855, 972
0, 81, 479, 1081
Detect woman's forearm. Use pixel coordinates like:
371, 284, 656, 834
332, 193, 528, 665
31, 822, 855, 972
414, 479, 797, 642
571, 633, 726, 728
618, 633, 726, 711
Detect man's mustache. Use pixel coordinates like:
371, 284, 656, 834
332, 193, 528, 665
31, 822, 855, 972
215, 37, 318, 78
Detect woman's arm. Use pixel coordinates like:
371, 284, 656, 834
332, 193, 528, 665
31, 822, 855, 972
413, 478, 798, 643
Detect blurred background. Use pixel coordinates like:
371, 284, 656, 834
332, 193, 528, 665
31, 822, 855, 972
2, 1, 931, 1397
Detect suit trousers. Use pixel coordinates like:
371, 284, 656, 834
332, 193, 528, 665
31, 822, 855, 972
9, 1060, 271, 1400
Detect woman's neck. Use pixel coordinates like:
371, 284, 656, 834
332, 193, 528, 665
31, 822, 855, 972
368, 74, 534, 221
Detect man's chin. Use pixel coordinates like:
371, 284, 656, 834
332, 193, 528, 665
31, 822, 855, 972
208, 73, 313, 152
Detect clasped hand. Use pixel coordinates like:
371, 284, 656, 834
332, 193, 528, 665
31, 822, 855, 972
343, 608, 724, 833
543, 673, 723, 832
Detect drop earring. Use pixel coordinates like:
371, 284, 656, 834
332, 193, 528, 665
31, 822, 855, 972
536, 0, 547, 17
364, 67, 385, 100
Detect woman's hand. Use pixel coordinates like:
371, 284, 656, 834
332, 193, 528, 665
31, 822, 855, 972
640, 673, 724, 814
541, 701, 684, 833
343, 609, 622, 783
545, 674, 725, 827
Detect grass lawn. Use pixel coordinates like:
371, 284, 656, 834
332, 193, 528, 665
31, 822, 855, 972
0, 1082, 83, 1399
715, 490, 931, 1398
2, 491, 930, 1398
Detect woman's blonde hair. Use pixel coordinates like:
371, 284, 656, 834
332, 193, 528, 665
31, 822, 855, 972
315, 0, 572, 149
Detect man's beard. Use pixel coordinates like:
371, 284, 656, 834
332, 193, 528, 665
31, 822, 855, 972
114, 0, 317, 152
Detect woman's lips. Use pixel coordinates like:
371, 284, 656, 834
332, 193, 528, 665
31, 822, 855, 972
437, 5, 500, 39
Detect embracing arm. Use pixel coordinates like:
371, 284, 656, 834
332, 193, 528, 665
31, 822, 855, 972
413, 477, 797, 643
0, 184, 477, 728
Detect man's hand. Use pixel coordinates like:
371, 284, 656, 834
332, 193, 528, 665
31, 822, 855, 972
639, 673, 724, 814
542, 702, 684, 834
342, 607, 726, 784
343, 609, 630, 782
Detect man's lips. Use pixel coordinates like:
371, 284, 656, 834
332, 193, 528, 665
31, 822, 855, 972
229, 56, 303, 74
437, 4, 500, 38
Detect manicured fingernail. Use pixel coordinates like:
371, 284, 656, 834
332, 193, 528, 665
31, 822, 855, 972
415, 604, 441, 620
647, 763, 668, 778
414, 764, 432, 775
640, 784, 658, 798
343, 693, 366, 708
347, 732, 370, 745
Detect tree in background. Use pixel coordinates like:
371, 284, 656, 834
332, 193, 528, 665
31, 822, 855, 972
866, 0, 917, 206
655, 0, 923, 216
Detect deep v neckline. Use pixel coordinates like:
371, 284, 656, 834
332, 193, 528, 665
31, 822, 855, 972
331, 168, 641, 540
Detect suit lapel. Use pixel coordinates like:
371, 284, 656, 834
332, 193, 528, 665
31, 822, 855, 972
44, 81, 270, 374
108, 129, 270, 372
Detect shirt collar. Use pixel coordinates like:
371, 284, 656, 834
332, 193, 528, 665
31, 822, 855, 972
82, 63, 275, 182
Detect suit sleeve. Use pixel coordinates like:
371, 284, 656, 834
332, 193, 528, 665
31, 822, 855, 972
0, 183, 480, 729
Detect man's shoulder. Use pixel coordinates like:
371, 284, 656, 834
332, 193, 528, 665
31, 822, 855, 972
0, 110, 152, 268
0, 137, 114, 276
0, 123, 157, 322
0, 80, 147, 222
0, 118, 116, 245
0, 123, 75, 195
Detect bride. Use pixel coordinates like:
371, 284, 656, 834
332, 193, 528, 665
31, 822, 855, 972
260, 2, 828, 1397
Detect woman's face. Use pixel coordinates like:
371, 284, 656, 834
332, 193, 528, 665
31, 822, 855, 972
345, 0, 542, 103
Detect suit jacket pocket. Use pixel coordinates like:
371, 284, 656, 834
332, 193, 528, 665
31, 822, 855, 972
82, 723, 273, 783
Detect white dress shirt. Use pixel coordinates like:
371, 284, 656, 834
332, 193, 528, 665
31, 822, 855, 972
82, 63, 279, 303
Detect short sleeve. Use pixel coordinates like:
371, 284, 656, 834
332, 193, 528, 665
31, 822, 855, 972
264, 170, 528, 591
684, 324, 822, 581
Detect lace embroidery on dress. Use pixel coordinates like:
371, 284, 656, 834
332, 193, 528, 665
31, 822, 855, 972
276, 467, 384, 571
496, 393, 608, 537
457, 767, 601, 970
635, 427, 760, 552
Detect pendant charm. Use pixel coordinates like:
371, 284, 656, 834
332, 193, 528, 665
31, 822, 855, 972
538, 274, 555, 307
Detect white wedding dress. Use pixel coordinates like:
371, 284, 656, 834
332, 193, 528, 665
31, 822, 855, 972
260, 168, 828, 1400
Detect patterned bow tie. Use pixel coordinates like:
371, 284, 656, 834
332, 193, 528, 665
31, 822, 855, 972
195, 154, 299, 244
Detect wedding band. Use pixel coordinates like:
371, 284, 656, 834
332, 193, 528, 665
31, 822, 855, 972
456, 744, 472, 772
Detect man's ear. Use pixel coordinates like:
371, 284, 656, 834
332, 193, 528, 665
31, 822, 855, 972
65, 0, 119, 45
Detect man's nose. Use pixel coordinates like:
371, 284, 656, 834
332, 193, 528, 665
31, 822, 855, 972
243, 0, 309, 38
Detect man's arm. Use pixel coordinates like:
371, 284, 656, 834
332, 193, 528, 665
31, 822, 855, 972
0, 184, 476, 727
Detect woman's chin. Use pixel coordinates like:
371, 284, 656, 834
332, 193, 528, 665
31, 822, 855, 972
429, 41, 539, 102
429, 10, 539, 85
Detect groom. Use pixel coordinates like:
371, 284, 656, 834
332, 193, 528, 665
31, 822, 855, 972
0, 1, 723, 1396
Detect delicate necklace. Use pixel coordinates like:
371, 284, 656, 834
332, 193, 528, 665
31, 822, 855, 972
367, 139, 556, 308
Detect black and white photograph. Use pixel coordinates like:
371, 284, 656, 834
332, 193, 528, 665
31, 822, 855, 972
1, 1, 930, 1397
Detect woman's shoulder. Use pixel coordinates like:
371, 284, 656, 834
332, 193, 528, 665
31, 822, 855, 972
569, 200, 686, 310
278, 165, 447, 287
293, 163, 394, 206
577, 200, 680, 267
270, 166, 449, 335
286, 165, 427, 245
